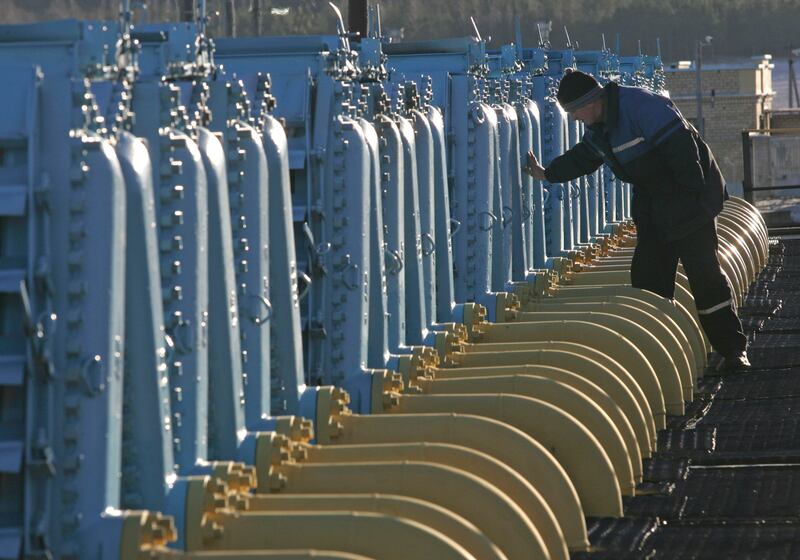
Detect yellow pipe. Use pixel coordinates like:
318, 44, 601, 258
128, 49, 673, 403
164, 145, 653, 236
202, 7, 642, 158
521, 299, 698, 388
563, 269, 640, 286
565, 269, 695, 311
724, 198, 768, 264
606, 246, 635, 254
731, 205, 769, 268
596, 253, 634, 260
724, 226, 758, 288
415, 373, 641, 484
267, 461, 549, 560
548, 283, 711, 356
307, 403, 590, 550
718, 220, 757, 283
716, 241, 746, 304
288, 442, 565, 560
444, 347, 655, 451
548, 266, 691, 310
719, 207, 763, 267
457, 334, 672, 419
197, 510, 475, 560
183, 552, 377, 559
390, 393, 624, 517
720, 204, 767, 268
577, 262, 630, 271
118, 508, 378, 560
183, 474, 478, 560
721, 248, 745, 305
567, 288, 706, 358
470, 320, 671, 421
506, 310, 688, 402
246, 493, 506, 560
528, 291, 706, 373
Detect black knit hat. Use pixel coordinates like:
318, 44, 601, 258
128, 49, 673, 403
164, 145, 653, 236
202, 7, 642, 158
556, 69, 603, 112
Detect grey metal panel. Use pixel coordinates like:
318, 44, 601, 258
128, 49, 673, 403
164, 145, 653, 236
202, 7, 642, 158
0, 269, 23, 292
0, 356, 24, 386
0, 185, 26, 216
289, 149, 306, 169
0, 441, 22, 473
0, 528, 21, 560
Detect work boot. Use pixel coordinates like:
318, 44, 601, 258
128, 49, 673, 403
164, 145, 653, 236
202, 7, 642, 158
719, 351, 751, 372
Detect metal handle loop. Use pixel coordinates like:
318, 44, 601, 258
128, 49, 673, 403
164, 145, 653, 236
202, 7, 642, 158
384, 248, 404, 275
502, 206, 514, 228
449, 218, 461, 238
249, 294, 273, 325
297, 271, 312, 300
479, 211, 499, 231
80, 354, 105, 396
421, 233, 436, 256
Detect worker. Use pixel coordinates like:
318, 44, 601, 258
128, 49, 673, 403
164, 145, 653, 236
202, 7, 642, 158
523, 69, 750, 371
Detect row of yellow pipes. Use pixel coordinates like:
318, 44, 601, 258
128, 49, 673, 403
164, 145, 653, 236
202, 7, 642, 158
123, 197, 768, 560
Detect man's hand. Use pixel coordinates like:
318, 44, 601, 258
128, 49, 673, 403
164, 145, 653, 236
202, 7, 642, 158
523, 150, 546, 180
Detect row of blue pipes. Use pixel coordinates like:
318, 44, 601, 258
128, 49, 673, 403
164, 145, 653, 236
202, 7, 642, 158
0, 6, 665, 557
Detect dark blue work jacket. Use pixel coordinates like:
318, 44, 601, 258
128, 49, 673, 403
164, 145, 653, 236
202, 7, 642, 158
544, 82, 728, 242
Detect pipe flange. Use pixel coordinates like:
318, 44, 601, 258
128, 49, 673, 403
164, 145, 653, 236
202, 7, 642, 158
462, 302, 488, 340
209, 461, 257, 496
274, 415, 315, 444
371, 369, 404, 412
316, 386, 352, 444
118, 510, 177, 559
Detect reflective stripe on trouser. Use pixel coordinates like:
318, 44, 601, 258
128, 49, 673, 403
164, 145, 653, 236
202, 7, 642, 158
631, 218, 747, 358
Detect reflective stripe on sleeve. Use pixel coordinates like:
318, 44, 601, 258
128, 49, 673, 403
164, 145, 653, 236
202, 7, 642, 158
612, 136, 645, 153
697, 299, 732, 315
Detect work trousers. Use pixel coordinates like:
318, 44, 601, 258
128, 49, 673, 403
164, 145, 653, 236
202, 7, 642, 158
631, 219, 748, 358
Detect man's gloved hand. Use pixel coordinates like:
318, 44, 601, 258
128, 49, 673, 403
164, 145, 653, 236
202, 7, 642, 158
523, 149, 547, 181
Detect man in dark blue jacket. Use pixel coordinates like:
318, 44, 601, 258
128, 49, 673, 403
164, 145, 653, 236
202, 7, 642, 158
524, 69, 749, 371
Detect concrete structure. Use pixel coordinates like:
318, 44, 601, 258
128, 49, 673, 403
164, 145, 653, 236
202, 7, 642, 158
665, 56, 775, 189
764, 108, 800, 129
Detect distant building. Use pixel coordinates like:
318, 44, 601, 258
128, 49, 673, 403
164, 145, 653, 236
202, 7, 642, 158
665, 55, 774, 190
